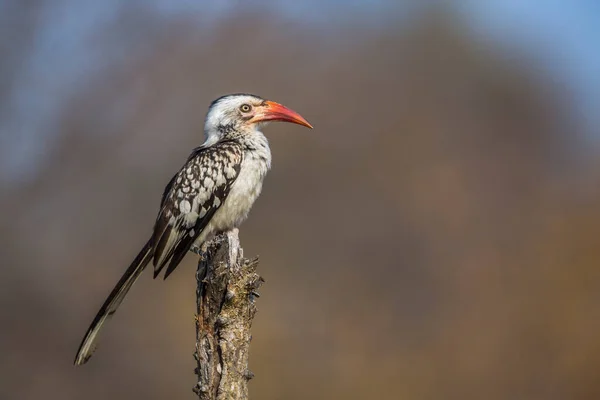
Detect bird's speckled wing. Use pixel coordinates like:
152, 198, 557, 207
151, 141, 243, 279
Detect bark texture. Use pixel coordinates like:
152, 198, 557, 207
193, 229, 262, 400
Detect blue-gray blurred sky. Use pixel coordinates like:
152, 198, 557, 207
1, 0, 599, 186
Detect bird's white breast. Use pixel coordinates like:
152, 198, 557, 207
194, 133, 271, 245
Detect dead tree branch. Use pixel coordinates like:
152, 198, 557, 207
193, 229, 263, 400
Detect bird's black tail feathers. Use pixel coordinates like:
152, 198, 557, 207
73, 239, 153, 365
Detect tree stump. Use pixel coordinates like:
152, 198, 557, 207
193, 229, 263, 400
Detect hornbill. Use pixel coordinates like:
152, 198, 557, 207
74, 93, 312, 365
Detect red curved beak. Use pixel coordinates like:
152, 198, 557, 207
253, 100, 313, 129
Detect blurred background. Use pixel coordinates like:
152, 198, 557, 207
1, 1, 600, 399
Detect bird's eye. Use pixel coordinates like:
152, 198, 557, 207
240, 104, 252, 113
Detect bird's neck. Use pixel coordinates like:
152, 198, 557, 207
238, 130, 272, 169
204, 124, 271, 168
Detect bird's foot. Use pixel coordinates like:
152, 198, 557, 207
190, 244, 203, 255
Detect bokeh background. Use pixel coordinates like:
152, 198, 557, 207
2, 1, 600, 399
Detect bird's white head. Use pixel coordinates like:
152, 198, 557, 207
203, 93, 312, 146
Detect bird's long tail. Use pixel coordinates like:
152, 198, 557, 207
74, 239, 153, 365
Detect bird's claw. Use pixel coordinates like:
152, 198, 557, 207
190, 245, 202, 255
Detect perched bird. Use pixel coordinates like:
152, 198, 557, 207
74, 93, 312, 365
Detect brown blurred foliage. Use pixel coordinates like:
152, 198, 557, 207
2, 5, 600, 400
